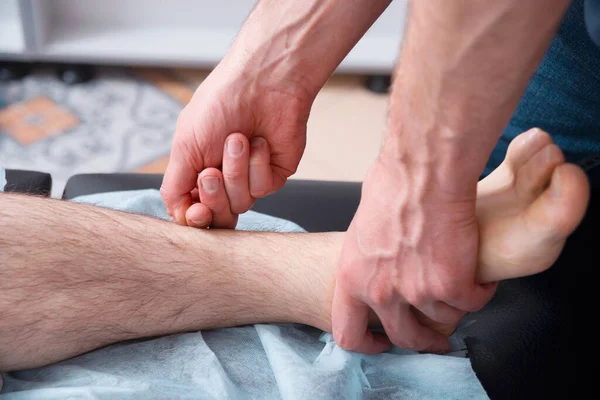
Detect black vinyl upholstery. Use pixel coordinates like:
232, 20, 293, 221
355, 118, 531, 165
62, 173, 362, 233
19, 171, 588, 398
2, 169, 52, 196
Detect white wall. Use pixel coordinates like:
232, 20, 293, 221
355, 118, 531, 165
4, 0, 408, 73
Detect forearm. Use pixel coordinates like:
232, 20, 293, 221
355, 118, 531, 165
0, 193, 336, 371
385, 0, 571, 197
226, 0, 392, 98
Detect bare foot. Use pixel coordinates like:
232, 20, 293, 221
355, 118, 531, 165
339, 128, 588, 335
195, 128, 590, 337
474, 127, 589, 282
410, 128, 590, 335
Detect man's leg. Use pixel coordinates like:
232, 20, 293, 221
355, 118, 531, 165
0, 128, 589, 371
0, 193, 340, 371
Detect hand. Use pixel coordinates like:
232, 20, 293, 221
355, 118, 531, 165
331, 154, 497, 353
160, 58, 313, 228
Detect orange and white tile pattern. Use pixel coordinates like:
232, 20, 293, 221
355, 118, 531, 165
0, 96, 79, 145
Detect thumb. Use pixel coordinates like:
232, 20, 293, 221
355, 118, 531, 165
160, 148, 201, 225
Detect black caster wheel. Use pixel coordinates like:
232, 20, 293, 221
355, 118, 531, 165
365, 75, 391, 94
56, 64, 95, 84
0, 62, 31, 82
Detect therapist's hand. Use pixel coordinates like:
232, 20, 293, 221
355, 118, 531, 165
160, 59, 313, 227
331, 152, 497, 354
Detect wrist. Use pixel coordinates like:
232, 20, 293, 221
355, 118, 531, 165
377, 137, 479, 205
223, 15, 323, 102
223, 0, 392, 101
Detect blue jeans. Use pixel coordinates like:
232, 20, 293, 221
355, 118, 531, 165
485, 0, 600, 186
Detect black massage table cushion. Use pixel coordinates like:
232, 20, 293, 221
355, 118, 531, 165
2, 169, 52, 196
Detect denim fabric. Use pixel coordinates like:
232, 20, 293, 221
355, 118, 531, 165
585, 0, 600, 46
485, 0, 600, 187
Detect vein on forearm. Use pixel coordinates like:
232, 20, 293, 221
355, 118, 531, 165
385, 0, 571, 194
233, 0, 392, 97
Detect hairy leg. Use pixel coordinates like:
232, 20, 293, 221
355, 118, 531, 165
0, 129, 589, 371
0, 195, 337, 371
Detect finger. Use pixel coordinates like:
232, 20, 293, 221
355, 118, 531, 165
223, 133, 255, 214
160, 147, 199, 225
190, 188, 200, 203
249, 137, 274, 198
196, 168, 238, 229
412, 306, 460, 337
185, 202, 213, 228
375, 304, 451, 353
415, 300, 465, 326
332, 284, 392, 354
269, 133, 307, 193
444, 281, 498, 313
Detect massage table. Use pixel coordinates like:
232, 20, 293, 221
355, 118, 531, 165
4, 169, 588, 399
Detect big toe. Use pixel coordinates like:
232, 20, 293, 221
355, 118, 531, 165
505, 128, 555, 172
526, 163, 590, 242
515, 143, 565, 202
510, 163, 591, 279
479, 128, 555, 193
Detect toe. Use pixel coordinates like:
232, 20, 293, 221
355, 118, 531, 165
505, 128, 554, 172
515, 143, 564, 202
508, 163, 591, 279
478, 128, 555, 194
527, 163, 590, 242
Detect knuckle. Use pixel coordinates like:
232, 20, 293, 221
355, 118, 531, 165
368, 280, 394, 307
159, 185, 175, 206
336, 264, 355, 288
389, 333, 421, 351
430, 281, 463, 304
249, 157, 270, 168
250, 188, 270, 198
402, 285, 427, 308
223, 169, 246, 183
159, 184, 169, 198
230, 200, 254, 215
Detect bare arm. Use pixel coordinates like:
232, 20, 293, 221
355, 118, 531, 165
332, 0, 573, 354
228, 0, 393, 98
385, 0, 572, 195
0, 193, 337, 371
161, 0, 392, 225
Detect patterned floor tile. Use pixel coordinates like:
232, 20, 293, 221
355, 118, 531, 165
0, 96, 79, 144
137, 155, 170, 174
135, 68, 194, 105
0, 65, 386, 198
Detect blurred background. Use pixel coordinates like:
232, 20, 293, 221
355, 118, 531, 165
0, 0, 407, 197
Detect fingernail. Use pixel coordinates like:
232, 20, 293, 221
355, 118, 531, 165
251, 137, 266, 148
227, 139, 243, 157
201, 176, 219, 194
